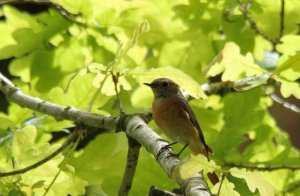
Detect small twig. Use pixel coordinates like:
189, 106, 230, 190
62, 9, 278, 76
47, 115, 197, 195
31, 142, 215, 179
279, 0, 285, 39
217, 172, 227, 196
43, 126, 85, 196
111, 72, 124, 114
0, 129, 79, 177
118, 136, 141, 196
64, 71, 80, 93
87, 88, 101, 112
237, 0, 280, 49
88, 74, 109, 112
224, 162, 300, 171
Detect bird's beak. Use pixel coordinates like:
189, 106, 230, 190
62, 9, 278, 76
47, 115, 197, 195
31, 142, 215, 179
144, 83, 153, 87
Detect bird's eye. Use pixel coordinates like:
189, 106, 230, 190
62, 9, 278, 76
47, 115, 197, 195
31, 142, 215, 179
162, 82, 169, 87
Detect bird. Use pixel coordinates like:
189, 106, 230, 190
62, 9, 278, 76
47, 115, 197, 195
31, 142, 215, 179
144, 78, 212, 159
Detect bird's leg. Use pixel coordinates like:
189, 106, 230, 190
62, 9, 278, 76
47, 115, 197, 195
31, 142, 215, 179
156, 141, 178, 160
173, 143, 188, 158
159, 141, 178, 152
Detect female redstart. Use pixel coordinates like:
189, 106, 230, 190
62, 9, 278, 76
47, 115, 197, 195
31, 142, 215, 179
144, 78, 212, 159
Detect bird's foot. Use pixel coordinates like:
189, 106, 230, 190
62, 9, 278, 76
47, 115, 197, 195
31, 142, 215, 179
155, 141, 177, 160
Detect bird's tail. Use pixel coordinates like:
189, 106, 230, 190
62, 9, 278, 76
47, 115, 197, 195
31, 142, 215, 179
189, 143, 219, 185
189, 142, 211, 161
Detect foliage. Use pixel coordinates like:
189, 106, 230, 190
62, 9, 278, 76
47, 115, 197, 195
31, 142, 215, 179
0, 0, 300, 195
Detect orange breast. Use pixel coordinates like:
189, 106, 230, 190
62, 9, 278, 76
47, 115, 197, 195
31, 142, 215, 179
152, 96, 199, 144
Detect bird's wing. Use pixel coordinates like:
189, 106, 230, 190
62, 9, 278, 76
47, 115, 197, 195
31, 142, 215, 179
176, 98, 212, 153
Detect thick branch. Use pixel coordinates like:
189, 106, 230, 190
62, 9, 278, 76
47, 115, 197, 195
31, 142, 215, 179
0, 73, 119, 130
123, 115, 210, 196
149, 186, 180, 196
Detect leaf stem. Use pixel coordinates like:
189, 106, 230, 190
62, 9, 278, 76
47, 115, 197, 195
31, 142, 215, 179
43, 127, 85, 196
111, 72, 124, 114
279, 0, 285, 39
217, 172, 227, 196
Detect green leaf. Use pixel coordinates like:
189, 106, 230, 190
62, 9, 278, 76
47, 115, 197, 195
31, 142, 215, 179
279, 79, 300, 99
273, 53, 300, 98
275, 52, 300, 81
1, 124, 87, 195
277, 52, 300, 72
230, 168, 276, 196
211, 178, 240, 196
131, 86, 153, 109
48, 74, 111, 112
32, 180, 46, 189
207, 42, 265, 81
178, 154, 221, 179
0, 113, 14, 130
276, 35, 300, 56
0, 7, 69, 59
131, 66, 207, 99
12, 125, 37, 159
211, 88, 266, 160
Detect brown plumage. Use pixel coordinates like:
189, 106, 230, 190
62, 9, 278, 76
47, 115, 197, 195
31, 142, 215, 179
144, 78, 212, 158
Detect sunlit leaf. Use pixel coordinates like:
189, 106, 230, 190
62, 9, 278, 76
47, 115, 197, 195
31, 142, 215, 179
178, 154, 221, 179
131, 66, 207, 99
207, 42, 265, 81
276, 52, 300, 80
279, 79, 300, 99
211, 178, 240, 196
230, 168, 276, 196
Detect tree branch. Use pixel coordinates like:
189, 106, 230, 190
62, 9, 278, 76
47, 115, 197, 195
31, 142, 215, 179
202, 75, 300, 115
268, 92, 300, 114
0, 72, 211, 195
0, 73, 120, 130
201, 73, 274, 95
224, 162, 300, 171
122, 115, 211, 196
119, 136, 141, 196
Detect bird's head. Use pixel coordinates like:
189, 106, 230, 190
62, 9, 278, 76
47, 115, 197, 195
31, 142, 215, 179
144, 78, 180, 98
